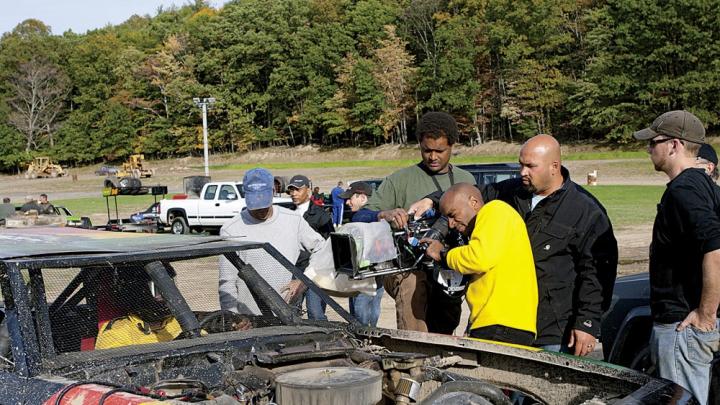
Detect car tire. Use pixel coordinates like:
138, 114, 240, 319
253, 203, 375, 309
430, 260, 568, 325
171, 217, 190, 235
629, 344, 655, 376
118, 177, 132, 188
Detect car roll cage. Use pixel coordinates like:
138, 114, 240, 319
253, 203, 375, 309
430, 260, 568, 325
0, 240, 355, 377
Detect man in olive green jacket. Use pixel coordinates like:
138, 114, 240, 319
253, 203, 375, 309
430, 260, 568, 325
365, 112, 475, 334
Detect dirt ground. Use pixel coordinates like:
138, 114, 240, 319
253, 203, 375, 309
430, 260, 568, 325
0, 143, 663, 339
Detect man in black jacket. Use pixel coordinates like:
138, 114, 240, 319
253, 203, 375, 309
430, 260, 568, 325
287, 174, 334, 320
411, 134, 617, 356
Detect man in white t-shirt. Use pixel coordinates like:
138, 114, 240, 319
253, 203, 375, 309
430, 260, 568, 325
219, 168, 325, 315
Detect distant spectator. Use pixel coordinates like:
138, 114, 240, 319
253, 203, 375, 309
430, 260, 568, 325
697, 143, 719, 181
37, 193, 55, 215
286, 174, 334, 321
330, 181, 345, 227
20, 196, 41, 213
273, 176, 288, 197
0, 198, 14, 219
340, 181, 384, 326
310, 187, 325, 206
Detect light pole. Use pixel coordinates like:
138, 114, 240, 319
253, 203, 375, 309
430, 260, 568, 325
193, 97, 216, 177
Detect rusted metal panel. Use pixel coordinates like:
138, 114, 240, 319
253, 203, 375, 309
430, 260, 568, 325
44, 384, 164, 404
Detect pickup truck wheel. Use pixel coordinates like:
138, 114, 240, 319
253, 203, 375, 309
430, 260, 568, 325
171, 217, 190, 235
629, 344, 655, 376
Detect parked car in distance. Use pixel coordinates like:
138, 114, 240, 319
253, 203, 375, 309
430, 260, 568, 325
158, 181, 291, 234
4, 205, 92, 229
456, 163, 522, 185
94, 165, 119, 176
129, 202, 160, 224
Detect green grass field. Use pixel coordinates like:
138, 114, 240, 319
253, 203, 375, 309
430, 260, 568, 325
54, 195, 160, 220
582, 185, 664, 228
208, 150, 649, 171
53, 184, 664, 230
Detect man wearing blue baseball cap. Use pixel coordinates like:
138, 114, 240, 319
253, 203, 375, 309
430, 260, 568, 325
219, 168, 326, 314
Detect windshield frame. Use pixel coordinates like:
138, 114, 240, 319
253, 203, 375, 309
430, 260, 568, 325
0, 240, 354, 377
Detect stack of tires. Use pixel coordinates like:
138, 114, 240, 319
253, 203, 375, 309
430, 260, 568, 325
104, 177, 147, 195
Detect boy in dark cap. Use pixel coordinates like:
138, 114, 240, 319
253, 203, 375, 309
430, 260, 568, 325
340, 181, 384, 326
341, 181, 378, 222
697, 143, 718, 181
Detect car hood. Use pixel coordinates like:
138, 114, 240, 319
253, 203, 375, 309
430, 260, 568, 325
0, 227, 221, 260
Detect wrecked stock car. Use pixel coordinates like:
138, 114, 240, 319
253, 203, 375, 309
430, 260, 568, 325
0, 227, 697, 404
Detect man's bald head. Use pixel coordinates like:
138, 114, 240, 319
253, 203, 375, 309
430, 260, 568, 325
441, 183, 482, 208
519, 134, 564, 196
521, 134, 561, 164
440, 183, 484, 236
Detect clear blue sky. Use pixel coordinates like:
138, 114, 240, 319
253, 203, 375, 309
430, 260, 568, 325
0, 0, 230, 35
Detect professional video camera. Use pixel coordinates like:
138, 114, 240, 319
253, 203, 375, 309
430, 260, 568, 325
330, 214, 469, 298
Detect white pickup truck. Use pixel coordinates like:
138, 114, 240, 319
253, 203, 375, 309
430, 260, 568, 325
159, 181, 292, 234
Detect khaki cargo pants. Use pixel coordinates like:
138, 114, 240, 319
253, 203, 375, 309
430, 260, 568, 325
383, 270, 462, 334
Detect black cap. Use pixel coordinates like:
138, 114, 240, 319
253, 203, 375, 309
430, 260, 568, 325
287, 175, 311, 190
698, 144, 718, 165
339, 181, 373, 199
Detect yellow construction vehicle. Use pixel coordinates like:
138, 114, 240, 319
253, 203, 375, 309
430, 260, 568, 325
116, 154, 154, 178
24, 157, 66, 179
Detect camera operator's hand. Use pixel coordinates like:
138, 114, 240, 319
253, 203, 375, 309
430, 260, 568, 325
420, 239, 444, 262
378, 208, 409, 229
408, 198, 434, 220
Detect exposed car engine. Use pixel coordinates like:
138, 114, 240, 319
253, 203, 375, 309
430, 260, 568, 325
51, 329, 520, 405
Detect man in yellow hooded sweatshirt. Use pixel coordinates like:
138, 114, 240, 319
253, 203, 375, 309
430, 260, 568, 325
423, 183, 538, 345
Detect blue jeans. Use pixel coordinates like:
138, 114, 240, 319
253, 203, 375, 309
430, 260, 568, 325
349, 287, 384, 326
305, 289, 327, 321
538, 343, 572, 354
650, 321, 720, 405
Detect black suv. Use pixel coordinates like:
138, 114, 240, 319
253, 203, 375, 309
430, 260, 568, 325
456, 163, 521, 185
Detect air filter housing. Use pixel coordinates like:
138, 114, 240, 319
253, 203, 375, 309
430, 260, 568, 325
275, 367, 382, 405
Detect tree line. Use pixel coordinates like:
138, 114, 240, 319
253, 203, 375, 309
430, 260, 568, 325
0, 0, 718, 172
